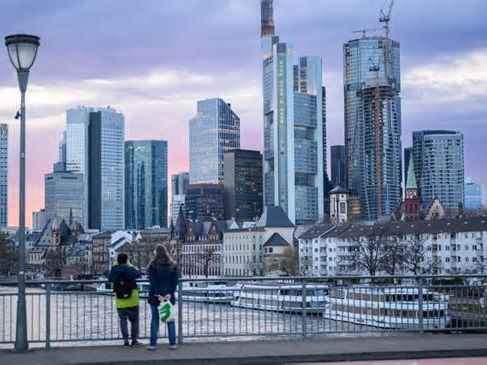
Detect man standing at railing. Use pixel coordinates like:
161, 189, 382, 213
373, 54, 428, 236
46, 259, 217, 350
109, 253, 142, 347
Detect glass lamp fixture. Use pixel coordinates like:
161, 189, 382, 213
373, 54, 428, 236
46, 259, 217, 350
5, 34, 40, 71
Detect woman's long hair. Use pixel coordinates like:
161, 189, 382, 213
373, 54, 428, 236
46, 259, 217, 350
148, 244, 175, 272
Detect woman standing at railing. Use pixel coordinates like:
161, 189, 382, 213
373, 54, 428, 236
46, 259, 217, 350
146, 244, 179, 351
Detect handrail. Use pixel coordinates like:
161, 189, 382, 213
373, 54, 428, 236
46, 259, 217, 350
0, 274, 486, 286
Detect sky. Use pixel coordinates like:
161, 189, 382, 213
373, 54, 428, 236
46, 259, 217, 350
0, 0, 486, 227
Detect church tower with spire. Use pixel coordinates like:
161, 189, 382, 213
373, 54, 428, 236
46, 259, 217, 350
403, 157, 420, 221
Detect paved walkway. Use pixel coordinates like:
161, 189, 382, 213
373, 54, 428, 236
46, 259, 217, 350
301, 359, 487, 365
0, 334, 487, 364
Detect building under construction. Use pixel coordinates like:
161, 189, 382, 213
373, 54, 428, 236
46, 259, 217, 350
343, 2, 402, 221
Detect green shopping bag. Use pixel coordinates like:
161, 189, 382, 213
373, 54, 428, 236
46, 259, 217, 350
159, 300, 175, 323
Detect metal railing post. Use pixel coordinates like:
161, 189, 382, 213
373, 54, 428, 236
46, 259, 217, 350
417, 277, 424, 334
301, 282, 307, 338
45, 284, 51, 349
177, 282, 183, 344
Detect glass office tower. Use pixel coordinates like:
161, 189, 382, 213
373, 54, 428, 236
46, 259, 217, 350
223, 149, 263, 221
465, 177, 485, 210
65, 106, 125, 230
412, 130, 464, 212
189, 98, 240, 185
343, 36, 402, 221
261, 0, 325, 224
44, 164, 84, 224
125, 140, 168, 229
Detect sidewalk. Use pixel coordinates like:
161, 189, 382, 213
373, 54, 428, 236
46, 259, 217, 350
1, 334, 487, 364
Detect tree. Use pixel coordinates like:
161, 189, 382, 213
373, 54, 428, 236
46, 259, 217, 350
0, 233, 16, 277
382, 234, 406, 276
279, 245, 298, 276
475, 256, 487, 274
195, 245, 219, 278
350, 233, 388, 276
403, 236, 428, 275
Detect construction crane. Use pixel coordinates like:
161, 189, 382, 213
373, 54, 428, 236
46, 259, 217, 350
380, 0, 395, 80
369, 57, 383, 218
352, 28, 380, 38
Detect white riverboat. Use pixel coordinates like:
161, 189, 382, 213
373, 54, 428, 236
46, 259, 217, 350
175, 283, 236, 304
96, 282, 150, 298
231, 283, 329, 314
323, 286, 450, 329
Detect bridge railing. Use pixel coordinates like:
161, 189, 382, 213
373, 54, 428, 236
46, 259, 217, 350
1, 275, 487, 348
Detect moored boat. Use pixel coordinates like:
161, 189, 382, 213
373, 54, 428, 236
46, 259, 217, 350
231, 283, 329, 314
323, 286, 450, 329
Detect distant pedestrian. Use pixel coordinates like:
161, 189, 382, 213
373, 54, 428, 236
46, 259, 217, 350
146, 244, 179, 351
109, 253, 142, 347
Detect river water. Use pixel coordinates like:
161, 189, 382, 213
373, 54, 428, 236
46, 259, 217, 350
0, 286, 378, 347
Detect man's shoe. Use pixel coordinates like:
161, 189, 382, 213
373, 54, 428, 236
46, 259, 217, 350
146, 345, 157, 351
169, 344, 178, 350
123, 341, 130, 348
131, 339, 142, 347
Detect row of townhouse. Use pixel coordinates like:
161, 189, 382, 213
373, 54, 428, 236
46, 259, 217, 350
298, 216, 487, 276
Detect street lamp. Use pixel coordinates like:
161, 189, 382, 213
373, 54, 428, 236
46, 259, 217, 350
5, 33, 40, 352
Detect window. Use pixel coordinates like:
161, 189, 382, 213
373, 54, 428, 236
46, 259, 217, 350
269, 247, 273, 253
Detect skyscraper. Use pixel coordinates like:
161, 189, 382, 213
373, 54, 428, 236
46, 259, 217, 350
171, 172, 189, 225
0, 124, 8, 227
465, 177, 485, 210
412, 130, 464, 212
185, 183, 224, 222
44, 163, 84, 224
125, 140, 168, 229
343, 35, 402, 221
189, 98, 240, 185
261, 0, 326, 224
223, 149, 263, 221
65, 106, 125, 230
331, 145, 346, 188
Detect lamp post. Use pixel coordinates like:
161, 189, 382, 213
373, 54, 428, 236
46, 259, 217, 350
5, 33, 40, 352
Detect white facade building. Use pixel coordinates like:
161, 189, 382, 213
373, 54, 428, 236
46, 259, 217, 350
223, 206, 295, 276
298, 217, 487, 277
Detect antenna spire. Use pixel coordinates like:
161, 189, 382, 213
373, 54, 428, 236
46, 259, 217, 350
261, 0, 275, 37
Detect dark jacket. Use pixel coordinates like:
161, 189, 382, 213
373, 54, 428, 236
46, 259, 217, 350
148, 262, 179, 306
108, 262, 142, 309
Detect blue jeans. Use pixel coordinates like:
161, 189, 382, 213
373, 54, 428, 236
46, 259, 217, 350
150, 304, 176, 346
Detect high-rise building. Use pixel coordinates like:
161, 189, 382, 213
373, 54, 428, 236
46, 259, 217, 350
412, 130, 464, 212
171, 172, 189, 226
44, 163, 84, 224
343, 35, 402, 221
189, 98, 240, 185
464, 177, 484, 210
32, 209, 47, 231
65, 106, 125, 231
172, 172, 189, 196
331, 145, 346, 188
185, 184, 224, 222
261, 0, 326, 224
125, 140, 168, 229
0, 124, 7, 227
223, 149, 263, 221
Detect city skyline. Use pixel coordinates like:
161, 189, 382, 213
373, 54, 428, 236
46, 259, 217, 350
0, 0, 486, 226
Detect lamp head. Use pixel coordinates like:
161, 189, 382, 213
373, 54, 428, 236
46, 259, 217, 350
5, 34, 40, 72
